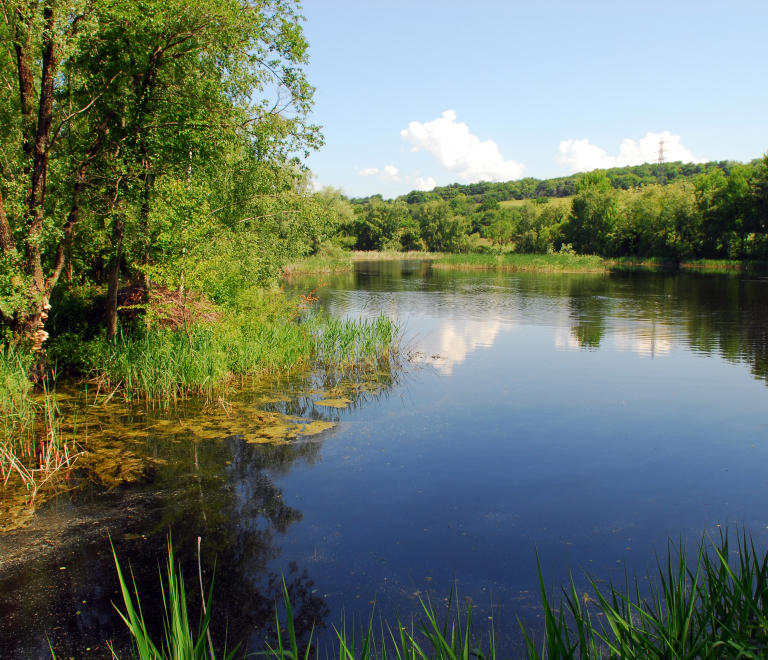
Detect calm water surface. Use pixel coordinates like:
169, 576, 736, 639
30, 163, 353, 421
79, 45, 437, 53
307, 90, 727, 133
2, 261, 767, 658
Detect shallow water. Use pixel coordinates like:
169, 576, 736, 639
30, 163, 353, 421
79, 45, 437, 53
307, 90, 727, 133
2, 260, 768, 658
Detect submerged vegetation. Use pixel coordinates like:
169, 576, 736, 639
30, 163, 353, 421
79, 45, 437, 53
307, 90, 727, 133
65, 528, 768, 660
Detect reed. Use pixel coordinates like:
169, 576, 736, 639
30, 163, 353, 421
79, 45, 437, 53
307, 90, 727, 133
350, 250, 444, 261
75, 528, 768, 660
433, 253, 606, 273
606, 256, 768, 270
282, 252, 354, 275
83, 313, 401, 401
0, 344, 36, 456
0, 369, 81, 511
519, 528, 768, 660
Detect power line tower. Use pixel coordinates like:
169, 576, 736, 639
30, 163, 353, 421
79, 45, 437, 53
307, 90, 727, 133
656, 136, 666, 186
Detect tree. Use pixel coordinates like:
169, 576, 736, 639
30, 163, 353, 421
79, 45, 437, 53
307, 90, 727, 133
419, 200, 469, 252
566, 171, 617, 255
0, 0, 320, 350
350, 199, 410, 250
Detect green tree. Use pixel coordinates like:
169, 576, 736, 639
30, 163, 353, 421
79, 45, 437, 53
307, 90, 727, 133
419, 200, 469, 252
350, 199, 411, 250
566, 171, 617, 255
0, 0, 320, 349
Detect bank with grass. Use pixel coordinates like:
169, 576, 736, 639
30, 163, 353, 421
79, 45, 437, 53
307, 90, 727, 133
433, 253, 606, 273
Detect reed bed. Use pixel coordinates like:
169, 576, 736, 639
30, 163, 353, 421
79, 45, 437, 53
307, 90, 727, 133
434, 253, 606, 273
76, 528, 768, 660
0, 359, 81, 512
83, 313, 401, 401
282, 252, 354, 274
679, 258, 768, 270
350, 250, 444, 261
606, 256, 768, 270
0, 345, 37, 456
314, 315, 400, 369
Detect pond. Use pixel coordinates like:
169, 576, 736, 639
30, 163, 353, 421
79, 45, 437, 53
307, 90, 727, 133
1, 260, 767, 658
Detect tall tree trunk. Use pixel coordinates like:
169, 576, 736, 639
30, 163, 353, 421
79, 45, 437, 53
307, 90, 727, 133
0, 193, 15, 253
106, 219, 124, 339
13, 4, 59, 353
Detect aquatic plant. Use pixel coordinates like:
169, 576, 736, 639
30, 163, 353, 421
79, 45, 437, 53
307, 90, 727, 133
77, 529, 768, 660
0, 344, 36, 455
433, 253, 606, 273
0, 372, 81, 526
79, 312, 400, 402
519, 528, 768, 660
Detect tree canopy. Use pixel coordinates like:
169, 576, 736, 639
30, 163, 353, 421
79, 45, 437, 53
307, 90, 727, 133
0, 0, 332, 348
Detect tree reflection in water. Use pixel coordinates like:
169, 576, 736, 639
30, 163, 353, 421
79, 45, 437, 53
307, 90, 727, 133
0, 432, 330, 659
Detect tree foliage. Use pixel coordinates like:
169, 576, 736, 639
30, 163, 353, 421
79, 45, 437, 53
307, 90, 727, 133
0, 0, 330, 347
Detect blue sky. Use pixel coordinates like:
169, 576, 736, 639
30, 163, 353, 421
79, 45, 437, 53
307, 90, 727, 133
299, 0, 768, 199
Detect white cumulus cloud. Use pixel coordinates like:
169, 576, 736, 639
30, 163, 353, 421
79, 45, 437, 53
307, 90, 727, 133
379, 165, 400, 181
415, 176, 437, 191
356, 167, 379, 177
557, 132, 702, 173
401, 110, 525, 183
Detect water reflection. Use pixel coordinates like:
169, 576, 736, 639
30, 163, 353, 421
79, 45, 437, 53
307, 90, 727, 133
289, 262, 768, 384
418, 320, 513, 375
0, 363, 407, 659
2, 262, 768, 659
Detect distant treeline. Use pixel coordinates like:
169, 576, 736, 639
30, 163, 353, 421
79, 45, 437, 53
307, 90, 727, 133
326, 155, 768, 260
351, 160, 751, 206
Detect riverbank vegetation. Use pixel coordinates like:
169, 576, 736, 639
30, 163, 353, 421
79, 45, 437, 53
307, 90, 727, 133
0, 0, 396, 523
72, 528, 768, 660
320, 156, 768, 266
433, 253, 605, 273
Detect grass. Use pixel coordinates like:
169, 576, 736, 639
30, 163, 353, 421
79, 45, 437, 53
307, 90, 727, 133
77, 311, 401, 401
70, 528, 768, 660
0, 350, 81, 519
521, 528, 768, 660
605, 257, 768, 270
350, 250, 444, 261
680, 258, 768, 270
498, 197, 572, 209
0, 345, 36, 456
433, 253, 606, 273
283, 250, 443, 274
283, 252, 354, 275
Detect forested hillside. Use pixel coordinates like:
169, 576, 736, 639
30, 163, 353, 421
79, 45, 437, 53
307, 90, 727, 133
337, 158, 768, 260
353, 160, 751, 206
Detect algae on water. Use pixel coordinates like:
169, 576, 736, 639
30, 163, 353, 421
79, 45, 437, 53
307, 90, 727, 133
314, 398, 351, 408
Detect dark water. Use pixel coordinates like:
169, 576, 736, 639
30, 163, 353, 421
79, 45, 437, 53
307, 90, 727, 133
2, 261, 768, 658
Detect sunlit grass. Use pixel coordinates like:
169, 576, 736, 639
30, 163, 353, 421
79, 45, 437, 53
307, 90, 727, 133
283, 252, 354, 274
605, 256, 768, 270
82, 312, 401, 401
350, 250, 444, 261
434, 253, 606, 273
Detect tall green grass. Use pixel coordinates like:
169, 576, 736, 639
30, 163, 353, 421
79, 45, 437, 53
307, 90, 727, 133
314, 315, 399, 369
80, 529, 768, 660
0, 345, 36, 455
283, 252, 354, 275
606, 256, 768, 270
350, 250, 445, 261
520, 529, 768, 660
433, 253, 606, 273
82, 313, 401, 400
